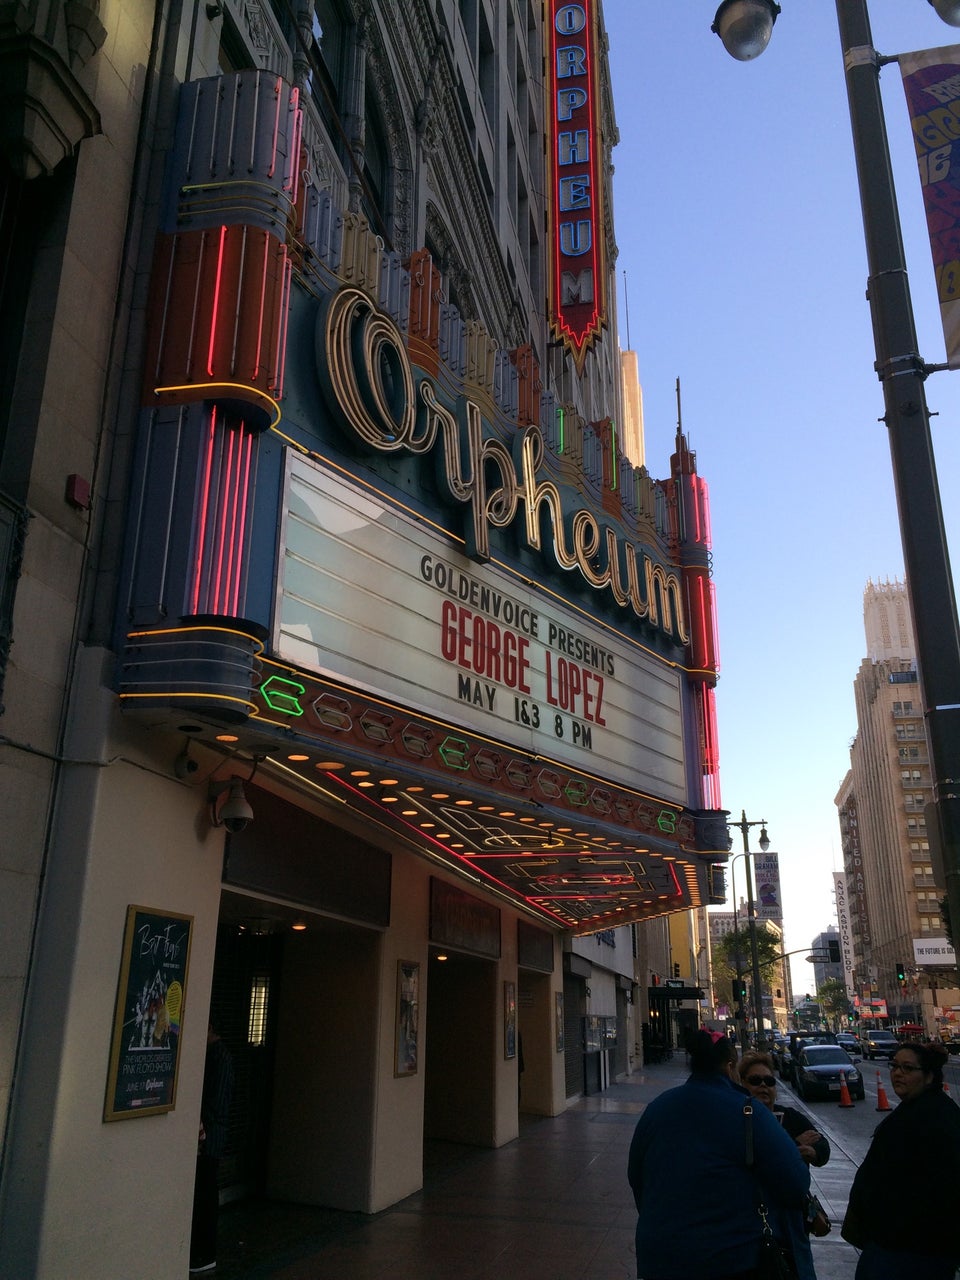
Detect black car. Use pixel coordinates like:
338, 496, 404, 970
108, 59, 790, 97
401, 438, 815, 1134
793, 1044, 865, 1101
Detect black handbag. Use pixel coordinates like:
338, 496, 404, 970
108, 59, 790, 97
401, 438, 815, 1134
745, 1104, 799, 1280
756, 1201, 799, 1280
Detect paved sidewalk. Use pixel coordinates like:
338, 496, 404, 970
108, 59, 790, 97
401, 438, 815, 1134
210, 1059, 860, 1279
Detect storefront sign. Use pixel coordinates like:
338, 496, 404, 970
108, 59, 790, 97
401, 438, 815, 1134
277, 454, 686, 800
104, 906, 193, 1121
430, 878, 501, 958
834, 872, 856, 998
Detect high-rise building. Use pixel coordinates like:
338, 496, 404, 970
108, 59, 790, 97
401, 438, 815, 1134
0, 2, 727, 1273
836, 581, 959, 1033
810, 926, 842, 992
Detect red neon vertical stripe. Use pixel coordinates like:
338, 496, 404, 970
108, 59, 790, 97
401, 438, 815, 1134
222, 425, 245, 612
252, 233, 269, 381
267, 77, 282, 180
274, 249, 292, 397
206, 225, 228, 377
230, 428, 253, 614
211, 424, 237, 610
191, 408, 218, 614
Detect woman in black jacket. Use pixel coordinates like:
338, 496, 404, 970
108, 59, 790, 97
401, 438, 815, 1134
739, 1052, 831, 1168
842, 1040, 960, 1279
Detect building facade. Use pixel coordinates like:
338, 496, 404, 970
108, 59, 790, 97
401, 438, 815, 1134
836, 580, 959, 1034
810, 926, 842, 993
0, 1, 728, 1275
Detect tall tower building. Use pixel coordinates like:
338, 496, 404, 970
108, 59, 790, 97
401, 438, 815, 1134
836, 581, 959, 1033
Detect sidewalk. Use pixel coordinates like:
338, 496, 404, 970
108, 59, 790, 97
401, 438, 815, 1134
210, 1058, 859, 1279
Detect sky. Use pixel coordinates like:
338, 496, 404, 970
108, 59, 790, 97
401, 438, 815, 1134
602, 1, 960, 994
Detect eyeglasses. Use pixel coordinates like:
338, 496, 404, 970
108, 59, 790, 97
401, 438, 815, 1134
745, 1075, 777, 1087
889, 1061, 922, 1073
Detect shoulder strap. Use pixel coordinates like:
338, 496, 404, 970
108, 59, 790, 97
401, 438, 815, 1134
744, 1102, 754, 1167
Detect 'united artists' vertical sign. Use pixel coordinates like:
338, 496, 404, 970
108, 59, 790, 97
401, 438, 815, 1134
546, 0, 607, 372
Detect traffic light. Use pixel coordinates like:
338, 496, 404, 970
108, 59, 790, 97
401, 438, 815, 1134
827, 940, 841, 963
896, 962, 906, 982
673, 963, 681, 978
733, 979, 747, 1002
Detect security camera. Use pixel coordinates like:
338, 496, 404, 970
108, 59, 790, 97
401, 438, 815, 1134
209, 777, 254, 832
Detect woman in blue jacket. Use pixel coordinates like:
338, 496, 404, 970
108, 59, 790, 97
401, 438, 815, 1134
628, 1030, 811, 1280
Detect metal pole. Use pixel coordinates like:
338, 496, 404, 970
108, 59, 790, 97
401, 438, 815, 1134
740, 811, 766, 1050
836, 0, 960, 955
729, 856, 748, 1049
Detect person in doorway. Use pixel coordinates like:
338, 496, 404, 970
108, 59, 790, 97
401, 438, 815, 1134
628, 1028, 810, 1279
842, 1040, 960, 1279
190, 1022, 234, 1274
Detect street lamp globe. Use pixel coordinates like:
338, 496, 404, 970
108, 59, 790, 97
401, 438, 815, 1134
712, 0, 781, 60
929, 0, 960, 26
759, 826, 770, 853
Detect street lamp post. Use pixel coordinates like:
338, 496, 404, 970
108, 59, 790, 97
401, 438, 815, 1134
728, 812, 771, 1049
712, 0, 960, 1026
728, 854, 749, 1048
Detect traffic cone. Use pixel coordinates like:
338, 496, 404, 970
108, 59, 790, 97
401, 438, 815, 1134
876, 1071, 892, 1111
839, 1070, 855, 1108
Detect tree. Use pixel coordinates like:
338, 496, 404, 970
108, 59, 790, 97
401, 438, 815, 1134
712, 927, 784, 1006
816, 977, 851, 1027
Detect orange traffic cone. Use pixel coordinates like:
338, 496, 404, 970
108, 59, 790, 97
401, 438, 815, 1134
838, 1070, 855, 1108
876, 1071, 892, 1111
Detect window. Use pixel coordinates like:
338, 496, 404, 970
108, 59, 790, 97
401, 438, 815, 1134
361, 88, 390, 231
248, 976, 270, 1045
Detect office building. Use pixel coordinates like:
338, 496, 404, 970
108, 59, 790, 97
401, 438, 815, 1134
836, 580, 959, 1033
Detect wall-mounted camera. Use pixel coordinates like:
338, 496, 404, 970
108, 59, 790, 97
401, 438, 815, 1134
209, 777, 254, 833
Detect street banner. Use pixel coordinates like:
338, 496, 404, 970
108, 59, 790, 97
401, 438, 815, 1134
752, 851, 783, 921
900, 45, 960, 366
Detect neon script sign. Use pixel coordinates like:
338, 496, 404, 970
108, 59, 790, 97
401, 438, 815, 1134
546, 0, 606, 370
317, 287, 688, 645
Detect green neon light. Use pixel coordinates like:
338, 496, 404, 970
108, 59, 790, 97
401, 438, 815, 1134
657, 810, 678, 833
438, 736, 470, 770
609, 420, 617, 490
260, 675, 306, 716
564, 779, 588, 806
557, 405, 565, 453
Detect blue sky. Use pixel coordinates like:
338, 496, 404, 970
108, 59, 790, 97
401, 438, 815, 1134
603, 1, 960, 993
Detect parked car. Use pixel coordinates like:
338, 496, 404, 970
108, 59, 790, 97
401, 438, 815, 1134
780, 1032, 836, 1083
861, 1029, 899, 1059
835, 1032, 861, 1058
793, 1044, 865, 1101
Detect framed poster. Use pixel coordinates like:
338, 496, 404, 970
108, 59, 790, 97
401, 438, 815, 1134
104, 906, 193, 1121
555, 991, 565, 1052
504, 981, 517, 1059
395, 960, 420, 1076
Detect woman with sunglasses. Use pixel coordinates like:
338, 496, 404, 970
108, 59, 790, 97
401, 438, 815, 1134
842, 1040, 960, 1279
738, 1052, 830, 1168
738, 1052, 825, 1280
